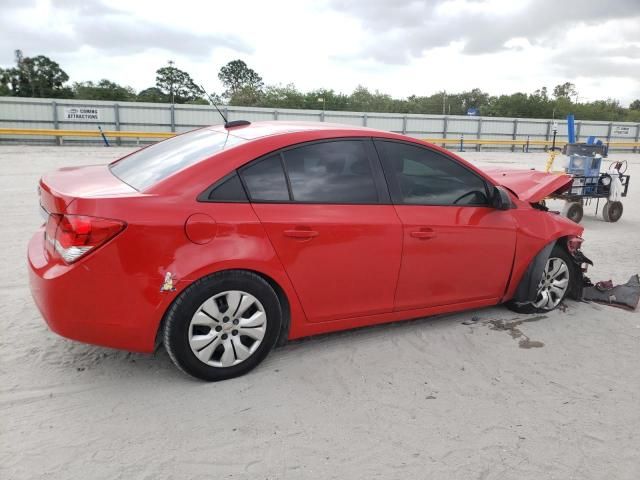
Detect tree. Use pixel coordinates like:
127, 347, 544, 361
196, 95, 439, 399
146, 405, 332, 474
553, 82, 577, 100
228, 86, 263, 106
347, 85, 399, 112
405, 94, 445, 114
257, 83, 305, 108
218, 60, 264, 100
302, 88, 349, 111
573, 99, 625, 121
459, 88, 490, 112
155, 62, 203, 104
2, 50, 73, 98
0, 68, 11, 96
203, 91, 223, 105
74, 79, 135, 101
533, 86, 549, 101
485, 92, 534, 117
136, 87, 168, 103
629, 99, 640, 110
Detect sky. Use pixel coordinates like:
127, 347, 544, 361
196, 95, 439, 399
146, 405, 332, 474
1, 0, 639, 105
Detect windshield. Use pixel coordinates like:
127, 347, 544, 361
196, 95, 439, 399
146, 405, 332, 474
110, 129, 246, 190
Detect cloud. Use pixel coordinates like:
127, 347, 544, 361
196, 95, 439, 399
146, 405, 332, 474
0, 0, 638, 104
71, 16, 250, 57
552, 44, 640, 80
331, 0, 640, 61
0, 0, 252, 63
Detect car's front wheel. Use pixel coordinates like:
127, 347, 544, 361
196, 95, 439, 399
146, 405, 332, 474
507, 245, 576, 314
163, 271, 282, 381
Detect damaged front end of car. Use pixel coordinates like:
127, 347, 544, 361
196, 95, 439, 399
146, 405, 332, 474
565, 235, 594, 299
509, 235, 593, 311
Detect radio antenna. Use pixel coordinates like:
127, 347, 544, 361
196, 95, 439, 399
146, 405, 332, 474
199, 84, 228, 125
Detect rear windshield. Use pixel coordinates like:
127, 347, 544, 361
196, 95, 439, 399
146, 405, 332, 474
110, 129, 246, 190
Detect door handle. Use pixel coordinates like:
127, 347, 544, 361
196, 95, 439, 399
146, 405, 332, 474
410, 228, 436, 239
284, 229, 319, 239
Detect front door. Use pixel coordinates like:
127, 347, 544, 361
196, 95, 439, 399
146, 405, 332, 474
374, 139, 517, 310
240, 139, 402, 322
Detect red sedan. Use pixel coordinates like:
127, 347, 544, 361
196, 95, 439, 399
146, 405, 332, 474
28, 121, 591, 380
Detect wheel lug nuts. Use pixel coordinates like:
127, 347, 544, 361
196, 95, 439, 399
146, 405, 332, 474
223, 316, 229, 323
232, 330, 238, 336
215, 326, 222, 332
233, 319, 239, 325
222, 333, 228, 340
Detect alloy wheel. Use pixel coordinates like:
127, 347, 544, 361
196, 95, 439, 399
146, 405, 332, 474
533, 257, 570, 310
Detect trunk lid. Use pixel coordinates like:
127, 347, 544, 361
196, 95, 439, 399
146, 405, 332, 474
39, 165, 136, 213
482, 168, 572, 203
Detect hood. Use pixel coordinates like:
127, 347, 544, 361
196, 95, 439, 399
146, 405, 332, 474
482, 168, 573, 203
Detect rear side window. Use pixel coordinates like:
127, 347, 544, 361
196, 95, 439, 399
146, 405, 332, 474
110, 129, 245, 190
207, 172, 248, 202
282, 140, 378, 203
375, 140, 489, 206
240, 155, 290, 202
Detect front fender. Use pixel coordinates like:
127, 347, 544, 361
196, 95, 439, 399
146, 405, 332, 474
503, 206, 584, 303
509, 236, 593, 304
511, 241, 555, 304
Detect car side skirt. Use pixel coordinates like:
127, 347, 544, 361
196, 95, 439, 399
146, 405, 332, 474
287, 297, 500, 339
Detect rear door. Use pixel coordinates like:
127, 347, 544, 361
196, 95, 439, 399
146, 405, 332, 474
374, 139, 517, 310
240, 139, 402, 323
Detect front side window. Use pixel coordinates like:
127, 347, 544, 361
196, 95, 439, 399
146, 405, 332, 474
375, 140, 489, 206
282, 140, 378, 203
110, 129, 246, 190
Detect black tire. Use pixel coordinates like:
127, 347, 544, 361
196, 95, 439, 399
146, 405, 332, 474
602, 201, 623, 222
507, 245, 577, 314
163, 270, 282, 381
561, 201, 583, 223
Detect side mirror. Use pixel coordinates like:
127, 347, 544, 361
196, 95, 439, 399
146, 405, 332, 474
491, 186, 515, 210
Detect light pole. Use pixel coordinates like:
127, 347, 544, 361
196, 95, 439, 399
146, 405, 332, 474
168, 59, 175, 105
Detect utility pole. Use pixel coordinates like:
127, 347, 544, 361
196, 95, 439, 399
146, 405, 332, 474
442, 90, 446, 115
168, 59, 175, 105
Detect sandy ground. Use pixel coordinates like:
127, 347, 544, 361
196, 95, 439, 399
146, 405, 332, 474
0, 145, 638, 480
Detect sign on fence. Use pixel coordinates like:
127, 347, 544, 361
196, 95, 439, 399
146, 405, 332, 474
612, 125, 631, 136
63, 107, 101, 121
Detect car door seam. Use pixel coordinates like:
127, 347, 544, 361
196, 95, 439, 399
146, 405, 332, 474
501, 233, 520, 302
390, 204, 406, 311
247, 202, 311, 323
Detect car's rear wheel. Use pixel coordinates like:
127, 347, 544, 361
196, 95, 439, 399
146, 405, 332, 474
507, 245, 576, 313
163, 271, 282, 381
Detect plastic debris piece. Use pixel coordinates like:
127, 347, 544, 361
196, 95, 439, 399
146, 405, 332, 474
583, 275, 640, 310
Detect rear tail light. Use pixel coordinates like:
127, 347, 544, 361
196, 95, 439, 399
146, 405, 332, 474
44, 214, 126, 263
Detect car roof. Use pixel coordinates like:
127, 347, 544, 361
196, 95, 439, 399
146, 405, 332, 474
207, 121, 380, 140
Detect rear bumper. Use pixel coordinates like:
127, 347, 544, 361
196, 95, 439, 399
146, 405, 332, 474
28, 229, 167, 353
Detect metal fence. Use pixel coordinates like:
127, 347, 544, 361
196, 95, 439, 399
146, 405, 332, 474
1, 96, 639, 151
